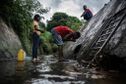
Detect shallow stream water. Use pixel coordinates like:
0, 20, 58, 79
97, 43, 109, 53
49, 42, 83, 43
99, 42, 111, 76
0, 55, 126, 84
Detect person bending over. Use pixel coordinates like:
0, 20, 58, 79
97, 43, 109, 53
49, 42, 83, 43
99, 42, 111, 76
51, 25, 81, 61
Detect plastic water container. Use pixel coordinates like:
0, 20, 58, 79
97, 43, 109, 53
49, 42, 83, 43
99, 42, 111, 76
17, 49, 26, 61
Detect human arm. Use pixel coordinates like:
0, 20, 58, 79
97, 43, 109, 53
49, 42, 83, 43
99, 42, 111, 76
63, 33, 76, 42
64, 38, 76, 42
67, 38, 76, 42
34, 25, 45, 33
81, 12, 86, 17
35, 28, 45, 33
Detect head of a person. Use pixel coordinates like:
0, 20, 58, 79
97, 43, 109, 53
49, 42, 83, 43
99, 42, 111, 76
73, 32, 81, 40
34, 14, 41, 22
83, 5, 87, 10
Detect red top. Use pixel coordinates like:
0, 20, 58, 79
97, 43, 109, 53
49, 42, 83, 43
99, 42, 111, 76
84, 9, 93, 15
54, 26, 74, 38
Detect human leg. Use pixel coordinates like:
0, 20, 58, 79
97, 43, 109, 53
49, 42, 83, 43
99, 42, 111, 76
32, 33, 40, 61
51, 29, 64, 61
58, 45, 63, 58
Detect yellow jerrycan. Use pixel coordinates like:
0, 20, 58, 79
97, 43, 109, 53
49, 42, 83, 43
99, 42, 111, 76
17, 49, 26, 61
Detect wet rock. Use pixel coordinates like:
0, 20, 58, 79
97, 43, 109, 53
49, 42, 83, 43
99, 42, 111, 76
91, 74, 105, 79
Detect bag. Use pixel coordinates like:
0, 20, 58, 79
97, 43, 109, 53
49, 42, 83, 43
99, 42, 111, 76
84, 11, 92, 20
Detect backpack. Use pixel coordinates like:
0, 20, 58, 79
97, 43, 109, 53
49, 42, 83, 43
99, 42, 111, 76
84, 11, 93, 20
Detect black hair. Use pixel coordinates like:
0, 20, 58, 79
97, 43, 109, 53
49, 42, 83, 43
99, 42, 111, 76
74, 32, 81, 39
34, 14, 41, 21
83, 5, 87, 9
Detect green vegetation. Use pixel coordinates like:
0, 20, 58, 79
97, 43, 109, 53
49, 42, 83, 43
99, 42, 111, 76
0, 1, 82, 55
47, 12, 82, 31
0, 0, 48, 55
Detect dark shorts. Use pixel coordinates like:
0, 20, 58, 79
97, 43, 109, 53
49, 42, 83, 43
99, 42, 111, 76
51, 29, 64, 46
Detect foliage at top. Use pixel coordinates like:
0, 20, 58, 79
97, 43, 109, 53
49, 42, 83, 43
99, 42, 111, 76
47, 12, 82, 31
0, 0, 82, 54
0, 0, 49, 54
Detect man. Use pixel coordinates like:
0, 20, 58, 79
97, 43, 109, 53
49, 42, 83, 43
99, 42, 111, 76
51, 26, 81, 61
32, 14, 44, 62
81, 5, 93, 21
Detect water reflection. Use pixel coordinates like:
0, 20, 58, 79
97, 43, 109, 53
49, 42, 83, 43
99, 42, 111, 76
16, 61, 25, 74
0, 61, 16, 84
15, 61, 27, 84
24, 55, 86, 84
0, 55, 126, 84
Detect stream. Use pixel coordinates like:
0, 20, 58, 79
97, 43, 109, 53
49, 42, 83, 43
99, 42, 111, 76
0, 55, 126, 84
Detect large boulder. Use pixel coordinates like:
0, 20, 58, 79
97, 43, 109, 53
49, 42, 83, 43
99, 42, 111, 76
64, 0, 126, 62
0, 18, 22, 60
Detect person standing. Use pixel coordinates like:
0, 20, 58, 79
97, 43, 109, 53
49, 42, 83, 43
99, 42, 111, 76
32, 14, 44, 62
51, 26, 81, 61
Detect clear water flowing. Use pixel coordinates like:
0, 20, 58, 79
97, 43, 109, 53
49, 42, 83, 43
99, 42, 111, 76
0, 55, 126, 84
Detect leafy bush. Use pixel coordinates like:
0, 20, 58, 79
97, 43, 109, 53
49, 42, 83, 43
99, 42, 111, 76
47, 12, 82, 31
